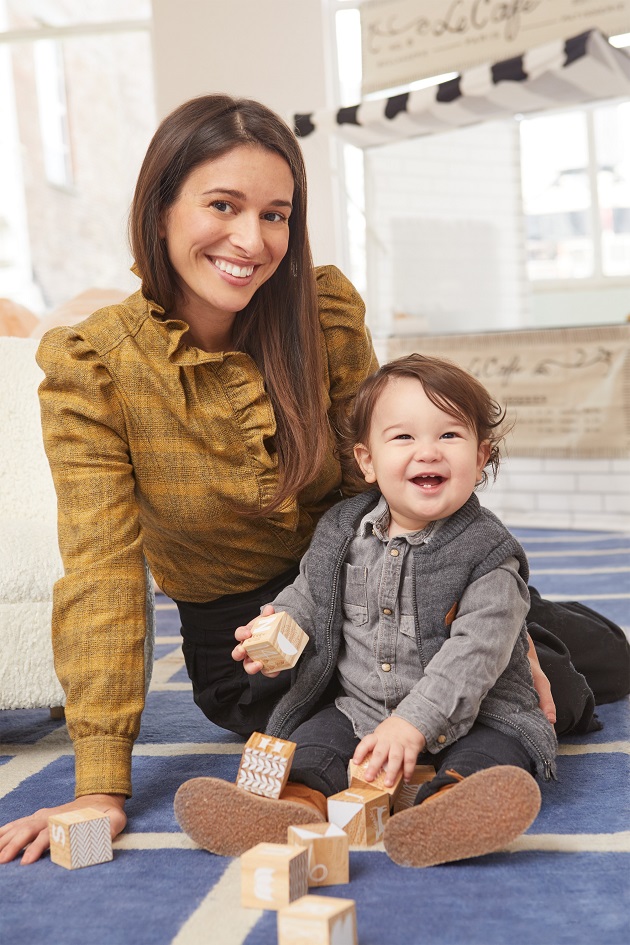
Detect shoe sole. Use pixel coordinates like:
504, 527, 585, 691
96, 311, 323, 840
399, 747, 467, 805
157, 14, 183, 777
383, 765, 541, 868
174, 777, 324, 857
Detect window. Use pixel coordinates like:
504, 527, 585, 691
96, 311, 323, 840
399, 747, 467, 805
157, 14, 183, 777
34, 39, 73, 188
520, 102, 630, 283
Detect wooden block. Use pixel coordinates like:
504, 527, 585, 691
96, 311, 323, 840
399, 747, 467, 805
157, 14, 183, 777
242, 611, 308, 673
327, 786, 389, 846
278, 895, 358, 945
241, 842, 309, 910
392, 765, 437, 813
347, 752, 403, 807
236, 732, 297, 799
48, 808, 112, 870
287, 822, 349, 887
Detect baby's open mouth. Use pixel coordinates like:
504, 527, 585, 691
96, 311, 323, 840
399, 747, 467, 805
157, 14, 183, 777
411, 475, 444, 488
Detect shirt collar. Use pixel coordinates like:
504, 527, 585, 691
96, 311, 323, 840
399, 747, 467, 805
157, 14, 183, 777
359, 493, 441, 545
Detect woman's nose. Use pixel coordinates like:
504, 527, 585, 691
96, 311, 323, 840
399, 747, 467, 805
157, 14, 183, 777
230, 213, 264, 254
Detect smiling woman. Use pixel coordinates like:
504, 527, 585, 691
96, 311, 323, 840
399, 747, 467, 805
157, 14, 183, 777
0, 93, 378, 864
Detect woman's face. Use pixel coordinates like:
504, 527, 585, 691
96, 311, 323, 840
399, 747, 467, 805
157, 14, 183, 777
160, 144, 294, 345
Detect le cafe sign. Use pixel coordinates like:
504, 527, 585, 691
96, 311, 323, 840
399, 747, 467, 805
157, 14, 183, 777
363, 0, 544, 50
361, 0, 630, 92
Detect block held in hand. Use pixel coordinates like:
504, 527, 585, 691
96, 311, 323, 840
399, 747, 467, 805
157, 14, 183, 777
242, 611, 308, 672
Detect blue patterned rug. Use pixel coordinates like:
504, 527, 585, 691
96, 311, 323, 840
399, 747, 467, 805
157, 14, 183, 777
1, 528, 628, 945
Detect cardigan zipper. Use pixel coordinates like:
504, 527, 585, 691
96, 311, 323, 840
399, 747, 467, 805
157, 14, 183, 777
478, 709, 555, 780
273, 535, 351, 736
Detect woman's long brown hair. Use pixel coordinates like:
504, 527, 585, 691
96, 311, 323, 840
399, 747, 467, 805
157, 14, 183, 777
129, 94, 328, 514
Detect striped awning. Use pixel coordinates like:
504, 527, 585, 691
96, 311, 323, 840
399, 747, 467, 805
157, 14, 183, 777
294, 30, 630, 148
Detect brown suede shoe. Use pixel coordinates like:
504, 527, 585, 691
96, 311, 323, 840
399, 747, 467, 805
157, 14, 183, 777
383, 765, 541, 868
174, 777, 325, 857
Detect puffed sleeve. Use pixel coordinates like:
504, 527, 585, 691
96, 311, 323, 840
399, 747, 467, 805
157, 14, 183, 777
36, 326, 148, 798
316, 265, 379, 494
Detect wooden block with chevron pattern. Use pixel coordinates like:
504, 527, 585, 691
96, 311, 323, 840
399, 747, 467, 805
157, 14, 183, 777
241, 611, 308, 672
347, 752, 403, 807
278, 895, 358, 945
241, 842, 309, 910
287, 822, 349, 887
48, 808, 113, 870
327, 786, 390, 846
236, 732, 296, 799
392, 764, 437, 813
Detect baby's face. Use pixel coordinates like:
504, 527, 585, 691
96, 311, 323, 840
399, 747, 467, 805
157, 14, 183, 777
353, 377, 490, 537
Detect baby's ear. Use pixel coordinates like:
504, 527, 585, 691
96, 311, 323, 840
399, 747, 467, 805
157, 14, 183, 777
476, 439, 492, 478
353, 443, 377, 484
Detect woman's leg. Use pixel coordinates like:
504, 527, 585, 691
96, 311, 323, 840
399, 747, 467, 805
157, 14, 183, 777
528, 586, 630, 706
384, 724, 540, 868
174, 566, 299, 737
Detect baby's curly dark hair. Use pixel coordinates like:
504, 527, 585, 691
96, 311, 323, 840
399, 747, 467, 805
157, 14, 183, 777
338, 353, 509, 492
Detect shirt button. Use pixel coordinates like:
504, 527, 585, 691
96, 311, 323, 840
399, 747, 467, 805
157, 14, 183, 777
437, 735, 447, 744
390, 548, 399, 557
381, 663, 392, 672
383, 607, 392, 615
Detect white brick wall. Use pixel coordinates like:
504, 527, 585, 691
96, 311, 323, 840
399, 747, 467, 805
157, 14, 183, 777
480, 457, 630, 532
363, 119, 528, 338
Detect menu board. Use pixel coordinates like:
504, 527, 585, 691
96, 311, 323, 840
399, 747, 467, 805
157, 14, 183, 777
386, 323, 630, 458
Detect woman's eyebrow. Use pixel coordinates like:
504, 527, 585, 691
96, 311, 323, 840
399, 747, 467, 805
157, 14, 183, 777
200, 187, 292, 209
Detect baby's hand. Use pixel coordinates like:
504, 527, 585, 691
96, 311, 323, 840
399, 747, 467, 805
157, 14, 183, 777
353, 716, 426, 786
232, 604, 281, 677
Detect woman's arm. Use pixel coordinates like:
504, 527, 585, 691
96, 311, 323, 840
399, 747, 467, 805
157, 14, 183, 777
36, 329, 149, 799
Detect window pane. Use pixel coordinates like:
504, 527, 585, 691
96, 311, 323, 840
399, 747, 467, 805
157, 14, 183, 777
5, 26, 155, 310
3, 0, 151, 31
520, 112, 593, 280
594, 102, 630, 277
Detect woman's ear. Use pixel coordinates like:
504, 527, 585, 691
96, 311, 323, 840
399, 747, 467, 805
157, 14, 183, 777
353, 443, 377, 484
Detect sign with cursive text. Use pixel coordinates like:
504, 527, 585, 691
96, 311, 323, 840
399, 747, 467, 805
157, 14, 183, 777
360, 0, 630, 94
386, 324, 630, 458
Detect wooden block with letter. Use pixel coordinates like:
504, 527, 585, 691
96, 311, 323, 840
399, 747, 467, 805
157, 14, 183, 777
287, 822, 349, 887
48, 808, 112, 870
236, 731, 297, 799
278, 895, 358, 945
241, 842, 309, 910
327, 785, 389, 846
392, 764, 437, 813
242, 611, 308, 673
347, 752, 403, 807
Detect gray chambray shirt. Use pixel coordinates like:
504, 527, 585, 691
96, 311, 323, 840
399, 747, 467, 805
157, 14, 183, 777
271, 495, 529, 745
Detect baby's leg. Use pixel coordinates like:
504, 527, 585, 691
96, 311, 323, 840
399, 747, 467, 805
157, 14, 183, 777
288, 703, 361, 797
173, 705, 358, 857
384, 724, 541, 868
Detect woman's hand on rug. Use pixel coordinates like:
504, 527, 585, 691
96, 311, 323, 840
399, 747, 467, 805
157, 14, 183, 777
232, 604, 282, 678
0, 794, 126, 865
526, 632, 557, 725
353, 716, 427, 786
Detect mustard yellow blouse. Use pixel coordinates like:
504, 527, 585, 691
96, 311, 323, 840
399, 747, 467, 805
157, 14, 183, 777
36, 265, 377, 798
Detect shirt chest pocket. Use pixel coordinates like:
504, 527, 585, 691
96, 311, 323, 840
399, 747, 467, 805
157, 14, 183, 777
341, 563, 368, 626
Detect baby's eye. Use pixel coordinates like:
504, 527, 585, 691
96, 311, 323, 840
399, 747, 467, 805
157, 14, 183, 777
394, 433, 412, 440
440, 432, 458, 440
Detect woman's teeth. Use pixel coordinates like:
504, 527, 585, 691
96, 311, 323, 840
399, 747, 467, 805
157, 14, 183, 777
212, 259, 254, 278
